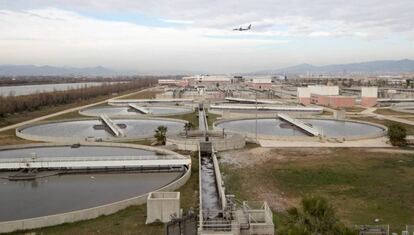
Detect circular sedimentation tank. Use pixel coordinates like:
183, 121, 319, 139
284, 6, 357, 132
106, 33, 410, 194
215, 118, 386, 139
390, 104, 414, 114
79, 105, 193, 117
17, 118, 186, 141
0, 144, 188, 222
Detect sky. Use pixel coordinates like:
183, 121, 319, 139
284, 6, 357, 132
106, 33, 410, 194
0, 0, 414, 74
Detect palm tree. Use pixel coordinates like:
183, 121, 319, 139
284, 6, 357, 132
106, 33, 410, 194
154, 125, 168, 145
279, 196, 355, 235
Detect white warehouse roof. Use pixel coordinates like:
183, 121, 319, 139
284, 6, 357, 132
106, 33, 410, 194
252, 78, 272, 84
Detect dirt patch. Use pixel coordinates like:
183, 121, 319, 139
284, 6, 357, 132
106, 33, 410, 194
251, 185, 299, 212
218, 147, 335, 168
218, 147, 294, 167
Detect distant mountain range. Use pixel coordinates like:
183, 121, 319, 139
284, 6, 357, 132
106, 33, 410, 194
0, 65, 118, 76
0, 65, 203, 76
2, 59, 414, 76
250, 59, 414, 75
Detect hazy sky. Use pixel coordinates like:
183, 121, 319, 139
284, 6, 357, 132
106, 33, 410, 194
0, 0, 414, 73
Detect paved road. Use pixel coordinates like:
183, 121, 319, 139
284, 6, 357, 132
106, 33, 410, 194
0, 88, 153, 133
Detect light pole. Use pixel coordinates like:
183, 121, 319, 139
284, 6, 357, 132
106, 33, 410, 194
255, 91, 258, 142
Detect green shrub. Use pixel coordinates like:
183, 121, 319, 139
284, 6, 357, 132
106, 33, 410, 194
387, 123, 407, 146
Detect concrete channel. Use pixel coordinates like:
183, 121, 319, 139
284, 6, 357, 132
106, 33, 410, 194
195, 104, 275, 234
198, 104, 222, 219
197, 104, 231, 232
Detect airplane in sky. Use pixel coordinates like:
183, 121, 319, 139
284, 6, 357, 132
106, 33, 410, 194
233, 24, 252, 31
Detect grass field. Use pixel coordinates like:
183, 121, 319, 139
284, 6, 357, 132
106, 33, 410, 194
44, 110, 85, 121
0, 129, 35, 146
374, 108, 413, 116
117, 89, 160, 100
351, 116, 414, 135
169, 111, 199, 129
206, 112, 220, 128
320, 110, 333, 116
8, 152, 199, 235
219, 147, 414, 233
344, 107, 366, 113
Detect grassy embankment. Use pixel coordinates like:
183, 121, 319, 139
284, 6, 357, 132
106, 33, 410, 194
373, 108, 413, 116
206, 112, 220, 129
374, 108, 414, 121
351, 116, 414, 135
116, 89, 159, 100
219, 147, 414, 233
320, 110, 333, 116
8, 151, 199, 235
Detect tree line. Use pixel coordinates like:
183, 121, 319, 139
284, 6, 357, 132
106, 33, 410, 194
0, 78, 156, 117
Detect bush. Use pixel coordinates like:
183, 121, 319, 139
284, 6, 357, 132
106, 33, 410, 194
387, 123, 407, 146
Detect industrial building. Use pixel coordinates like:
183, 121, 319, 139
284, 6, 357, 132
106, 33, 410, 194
361, 87, 378, 107
249, 78, 272, 90
298, 85, 378, 108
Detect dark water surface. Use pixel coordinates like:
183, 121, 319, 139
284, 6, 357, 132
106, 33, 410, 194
0, 172, 183, 221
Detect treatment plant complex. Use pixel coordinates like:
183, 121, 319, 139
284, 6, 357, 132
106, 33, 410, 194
1, 74, 414, 235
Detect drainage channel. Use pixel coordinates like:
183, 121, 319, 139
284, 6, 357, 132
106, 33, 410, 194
198, 103, 228, 231
198, 103, 221, 219
200, 150, 221, 219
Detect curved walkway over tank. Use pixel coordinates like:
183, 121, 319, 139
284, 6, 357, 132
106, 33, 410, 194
278, 113, 321, 136
99, 114, 125, 137
128, 104, 149, 114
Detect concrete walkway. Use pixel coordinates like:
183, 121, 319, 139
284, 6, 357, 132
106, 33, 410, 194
259, 137, 391, 148
0, 88, 154, 133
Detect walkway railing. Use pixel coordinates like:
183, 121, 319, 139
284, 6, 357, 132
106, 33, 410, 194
278, 113, 321, 136
128, 104, 149, 114
0, 155, 190, 170
99, 114, 125, 137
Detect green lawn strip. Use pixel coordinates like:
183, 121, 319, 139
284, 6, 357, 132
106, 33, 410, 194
168, 111, 199, 129
374, 108, 413, 116
117, 90, 159, 100
0, 128, 35, 146
206, 112, 220, 129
